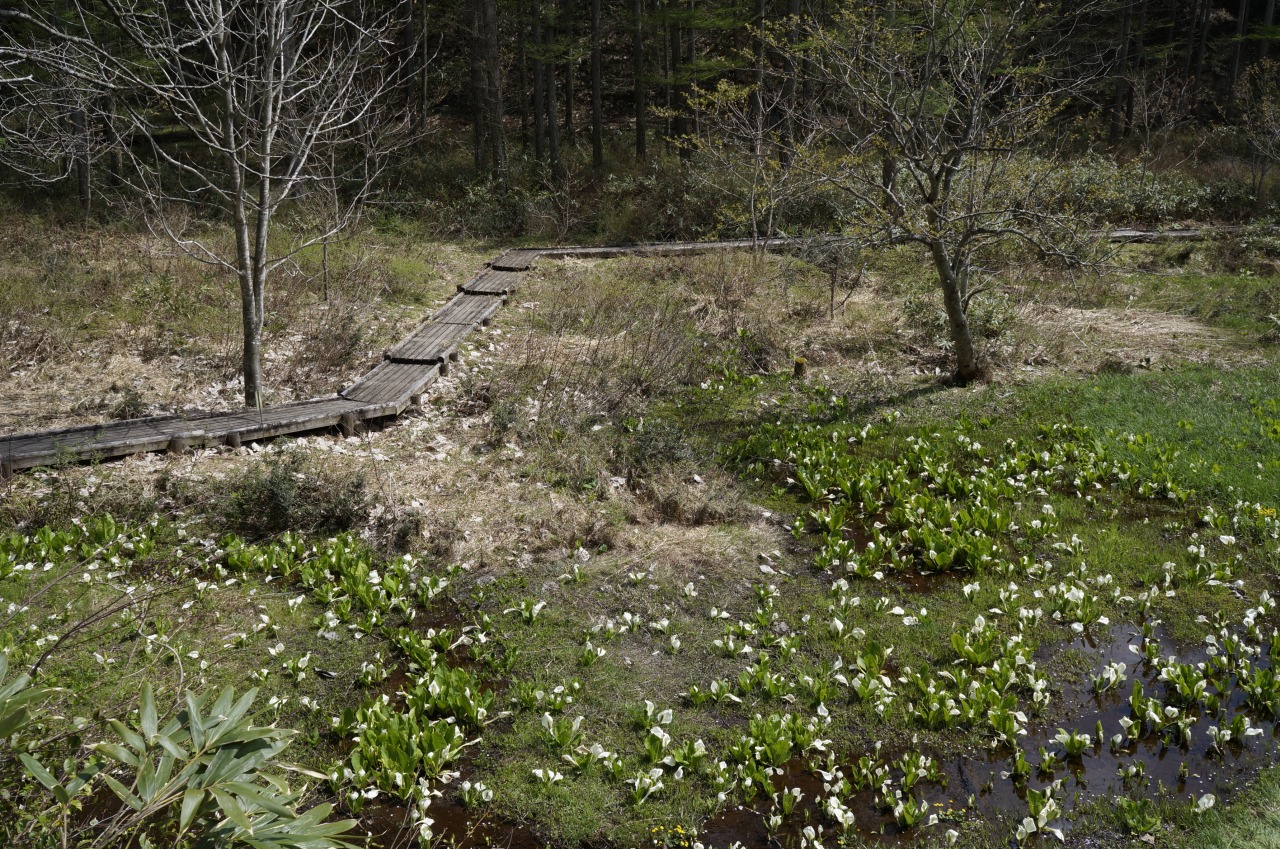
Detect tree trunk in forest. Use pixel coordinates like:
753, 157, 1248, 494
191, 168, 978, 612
562, 0, 575, 143
518, 3, 529, 150
482, 0, 506, 176
669, 16, 686, 152
1263, 0, 1277, 61
591, 0, 603, 166
61, 0, 91, 216
70, 105, 90, 216
534, 15, 546, 161
1127, 0, 1147, 133
470, 0, 505, 175
547, 18, 562, 171
1230, 0, 1249, 99
683, 2, 695, 154
421, 2, 432, 124
1193, 0, 1211, 88
927, 240, 979, 384
662, 9, 672, 145
470, 1, 485, 169
1111, 2, 1132, 143
398, 0, 416, 122
752, 0, 766, 158
778, 0, 800, 165
634, 0, 647, 158
1184, 0, 1200, 75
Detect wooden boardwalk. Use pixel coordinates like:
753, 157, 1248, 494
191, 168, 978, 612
0, 229, 1222, 476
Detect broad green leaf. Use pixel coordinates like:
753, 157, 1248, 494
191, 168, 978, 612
136, 755, 157, 803
223, 687, 258, 730
224, 781, 295, 818
154, 752, 175, 790
155, 732, 189, 760
179, 787, 205, 833
211, 787, 253, 831
185, 692, 206, 750
64, 760, 101, 795
108, 718, 146, 754
93, 742, 140, 769
18, 753, 60, 791
140, 683, 157, 743
101, 772, 143, 811
0, 705, 30, 738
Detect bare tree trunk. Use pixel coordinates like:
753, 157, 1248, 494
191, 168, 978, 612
881, 155, 900, 218
662, 7, 672, 146
1263, 0, 1277, 62
1111, 1, 1132, 143
670, 13, 690, 157
633, 0, 647, 158
1229, 0, 1249, 98
482, 0, 506, 177
1193, 0, 1211, 88
71, 105, 90, 216
470, 0, 487, 169
518, 1, 529, 150
1184, 0, 1200, 75
230, 184, 264, 409
591, 0, 603, 166
468, 0, 505, 174
547, 17, 562, 172
534, 14, 546, 161
778, 0, 800, 165
928, 240, 979, 383
752, 0, 766, 159
421, 2, 432, 123
1127, 0, 1147, 133
683, 1, 696, 155
562, 0, 575, 143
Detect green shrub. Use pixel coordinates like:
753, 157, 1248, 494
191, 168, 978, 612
225, 449, 368, 539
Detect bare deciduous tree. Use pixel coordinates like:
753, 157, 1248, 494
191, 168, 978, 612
791, 0, 1103, 382
2, 0, 407, 408
1236, 59, 1280, 198
689, 78, 822, 244
0, 36, 104, 216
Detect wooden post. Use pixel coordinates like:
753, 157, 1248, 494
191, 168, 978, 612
340, 412, 358, 437
167, 436, 190, 456
226, 432, 242, 449
410, 394, 425, 407
1, 458, 13, 481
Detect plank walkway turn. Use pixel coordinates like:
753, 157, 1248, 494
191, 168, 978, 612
0, 229, 1230, 476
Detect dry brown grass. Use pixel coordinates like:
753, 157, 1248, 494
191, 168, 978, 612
0, 211, 487, 434
3, 240, 1267, 575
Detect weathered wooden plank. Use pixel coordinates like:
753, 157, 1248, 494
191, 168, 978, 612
2, 398, 368, 470
460, 270, 523, 295
1107, 228, 1213, 243
233, 399, 368, 443
537, 236, 801, 261
342, 362, 441, 405
490, 249, 542, 271
432, 293, 504, 326
387, 320, 474, 364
